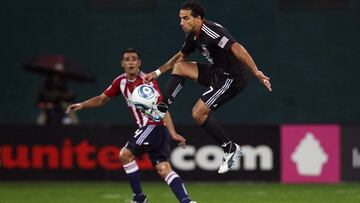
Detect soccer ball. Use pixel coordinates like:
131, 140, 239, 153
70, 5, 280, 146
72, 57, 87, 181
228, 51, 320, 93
131, 84, 159, 110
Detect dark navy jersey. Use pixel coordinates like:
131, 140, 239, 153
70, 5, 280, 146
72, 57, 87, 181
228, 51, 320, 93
181, 20, 245, 75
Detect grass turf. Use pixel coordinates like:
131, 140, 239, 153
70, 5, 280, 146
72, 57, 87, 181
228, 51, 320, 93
0, 182, 359, 203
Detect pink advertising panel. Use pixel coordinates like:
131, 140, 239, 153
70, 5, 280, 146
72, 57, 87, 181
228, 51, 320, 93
281, 125, 340, 183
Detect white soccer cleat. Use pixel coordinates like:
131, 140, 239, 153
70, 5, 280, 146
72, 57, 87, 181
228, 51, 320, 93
140, 107, 163, 122
189, 201, 197, 203
149, 105, 166, 122
218, 143, 243, 174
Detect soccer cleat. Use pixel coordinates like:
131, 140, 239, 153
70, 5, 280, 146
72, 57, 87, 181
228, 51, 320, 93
140, 108, 153, 118
130, 198, 148, 203
149, 105, 166, 122
218, 143, 243, 174
131, 194, 148, 203
140, 105, 165, 122
189, 201, 197, 203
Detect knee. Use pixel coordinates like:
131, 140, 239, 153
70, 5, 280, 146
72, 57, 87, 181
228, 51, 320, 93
155, 162, 172, 179
172, 62, 186, 76
192, 106, 208, 124
119, 148, 135, 164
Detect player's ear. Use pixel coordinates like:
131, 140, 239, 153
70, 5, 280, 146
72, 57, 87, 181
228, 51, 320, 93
195, 16, 202, 23
121, 59, 125, 68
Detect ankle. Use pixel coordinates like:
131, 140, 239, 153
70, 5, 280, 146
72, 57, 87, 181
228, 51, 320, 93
157, 102, 168, 113
133, 194, 147, 202
221, 142, 235, 153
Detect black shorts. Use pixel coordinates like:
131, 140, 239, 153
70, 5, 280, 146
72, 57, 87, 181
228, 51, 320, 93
125, 125, 171, 166
197, 63, 247, 110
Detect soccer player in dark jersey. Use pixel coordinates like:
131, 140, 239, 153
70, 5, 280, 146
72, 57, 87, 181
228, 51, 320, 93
144, 0, 272, 174
66, 48, 196, 203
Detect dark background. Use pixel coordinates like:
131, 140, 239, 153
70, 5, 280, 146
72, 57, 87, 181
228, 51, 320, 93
341, 126, 360, 181
1, 0, 359, 125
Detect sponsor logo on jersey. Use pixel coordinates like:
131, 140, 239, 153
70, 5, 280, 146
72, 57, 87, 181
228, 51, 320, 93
201, 44, 214, 64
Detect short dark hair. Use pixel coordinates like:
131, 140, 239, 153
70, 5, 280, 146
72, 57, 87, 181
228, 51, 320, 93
181, 0, 205, 19
121, 48, 140, 59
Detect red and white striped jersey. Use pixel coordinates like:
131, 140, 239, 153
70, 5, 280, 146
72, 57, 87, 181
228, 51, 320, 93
104, 71, 164, 128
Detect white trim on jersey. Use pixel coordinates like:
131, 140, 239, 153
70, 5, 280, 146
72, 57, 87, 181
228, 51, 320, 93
202, 24, 220, 39
136, 125, 155, 145
127, 88, 143, 127
205, 78, 233, 107
120, 78, 127, 97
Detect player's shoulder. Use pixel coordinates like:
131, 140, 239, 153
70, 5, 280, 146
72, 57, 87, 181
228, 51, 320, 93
203, 20, 226, 32
204, 20, 224, 29
113, 73, 127, 82
202, 20, 226, 39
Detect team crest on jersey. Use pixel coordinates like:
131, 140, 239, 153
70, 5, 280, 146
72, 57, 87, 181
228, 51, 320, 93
218, 36, 229, 48
201, 44, 214, 64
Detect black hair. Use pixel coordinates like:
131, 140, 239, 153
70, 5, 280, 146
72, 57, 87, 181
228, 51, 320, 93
181, 0, 205, 19
121, 48, 140, 59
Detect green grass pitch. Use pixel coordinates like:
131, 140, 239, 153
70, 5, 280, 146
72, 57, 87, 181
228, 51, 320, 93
0, 182, 359, 203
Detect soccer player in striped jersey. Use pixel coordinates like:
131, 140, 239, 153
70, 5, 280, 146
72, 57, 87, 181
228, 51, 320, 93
66, 48, 196, 203
145, 0, 272, 174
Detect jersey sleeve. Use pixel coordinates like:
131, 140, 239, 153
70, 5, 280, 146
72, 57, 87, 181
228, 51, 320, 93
180, 33, 196, 54
208, 23, 237, 50
150, 79, 163, 104
103, 77, 121, 98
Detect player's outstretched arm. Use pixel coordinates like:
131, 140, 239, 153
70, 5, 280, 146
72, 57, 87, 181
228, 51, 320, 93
144, 51, 188, 82
163, 111, 186, 147
230, 43, 272, 92
66, 93, 111, 114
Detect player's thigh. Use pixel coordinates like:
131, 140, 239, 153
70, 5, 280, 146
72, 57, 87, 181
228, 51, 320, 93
173, 61, 199, 81
201, 76, 246, 110
125, 125, 156, 158
196, 63, 212, 86
146, 127, 172, 166
127, 125, 171, 166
